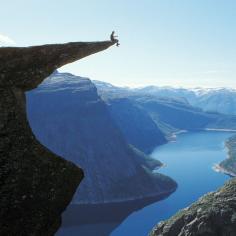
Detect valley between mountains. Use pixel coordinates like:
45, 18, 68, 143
27, 71, 236, 235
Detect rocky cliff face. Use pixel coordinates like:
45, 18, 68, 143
150, 178, 236, 236
0, 40, 116, 235
218, 135, 236, 176
27, 71, 177, 204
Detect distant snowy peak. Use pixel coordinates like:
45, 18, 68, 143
93, 80, 236, 115
135, 86, 236, 96
133, 86, 236, 115
93, 80, 116, 89
189, 87, 236, 96
93, 80, 131, 91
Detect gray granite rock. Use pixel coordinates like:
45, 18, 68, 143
0, 40, 116, 235
150, 178, 236, 236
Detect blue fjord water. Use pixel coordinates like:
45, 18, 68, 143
111, 131, 233, 236
58, 131, 233, 236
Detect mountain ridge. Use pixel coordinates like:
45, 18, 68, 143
94, 80, 236, 115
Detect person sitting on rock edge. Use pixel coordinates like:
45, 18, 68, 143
110, 31, 120, 47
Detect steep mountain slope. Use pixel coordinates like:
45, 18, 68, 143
27, 72, 177, 204
133, 96, 217, 131
95, 82, 168, 152
217, 135, 236, 176
150, 178, 236, 236
106, 98, 167, 154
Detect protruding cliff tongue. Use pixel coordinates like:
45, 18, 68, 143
0, 41, 116, 90
0, 40, 116, 235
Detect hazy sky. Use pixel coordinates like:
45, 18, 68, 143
1, 0, 236, 88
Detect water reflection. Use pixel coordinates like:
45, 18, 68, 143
56, 192, 174, 236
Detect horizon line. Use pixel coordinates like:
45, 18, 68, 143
57, 70, 236, 90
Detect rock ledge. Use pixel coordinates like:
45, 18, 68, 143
0, 40, 116, 235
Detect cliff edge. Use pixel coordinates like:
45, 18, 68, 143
0, 40, 116, 235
